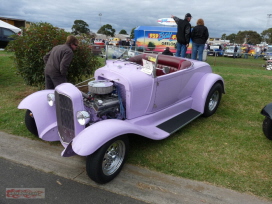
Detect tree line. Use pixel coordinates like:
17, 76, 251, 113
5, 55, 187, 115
222, 28, 272, 45
71, 20, 272, 45
6, 20, 135, 89
71, 20, 135, 39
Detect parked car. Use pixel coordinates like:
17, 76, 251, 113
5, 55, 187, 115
18, 53, 225, 184
223, 46, 242, 57
109, 38, 120, 46
262, 57, 272, 70
263, 46, 272, 60
94, 39, 105, 49
208, 45, 223, 57
0, 27, 16, 48
261, 103, 272, 140
91, 44, 103, 56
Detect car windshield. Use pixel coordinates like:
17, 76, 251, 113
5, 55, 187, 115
267, 47, 272, 52
104, 45, 143, 60
210, 45, 219, 49
227, 46, 234, 50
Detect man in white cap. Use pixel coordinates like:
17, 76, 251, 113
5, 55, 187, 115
171, 13, 192, 58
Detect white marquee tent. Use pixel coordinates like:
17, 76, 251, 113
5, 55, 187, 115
0, 20, 21, 33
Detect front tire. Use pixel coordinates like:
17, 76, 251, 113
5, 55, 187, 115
86, 135, 129, 184
203, 83, 223, 117
25, 109, 38, 137
262, 117, 272, 140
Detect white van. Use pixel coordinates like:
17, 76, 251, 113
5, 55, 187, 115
0, 27, 16, 48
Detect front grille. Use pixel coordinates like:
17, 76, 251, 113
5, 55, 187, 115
55, 91, 75, 143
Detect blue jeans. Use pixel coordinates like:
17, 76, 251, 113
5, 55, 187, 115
254, 52, 260, 59
192, 43, 205, 61
175, 42, 187, 58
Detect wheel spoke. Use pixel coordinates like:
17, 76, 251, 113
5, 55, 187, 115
86, 136, 128, 184
102, 140, 126, 175
209, 91, 219, 110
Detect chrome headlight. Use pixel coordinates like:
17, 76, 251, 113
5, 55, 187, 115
47, 93, 55, 106
77, 111, 90, 125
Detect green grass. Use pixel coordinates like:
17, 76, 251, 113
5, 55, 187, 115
1, 51, 271, 200
128, 55, 272, 200
0, 51, 39, 138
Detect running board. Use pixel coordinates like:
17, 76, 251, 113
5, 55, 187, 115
156, 109, 201, 134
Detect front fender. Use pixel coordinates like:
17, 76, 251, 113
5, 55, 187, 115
18, 90, 59, 141
191, 73, 225, 113
71, 119, 169, 156
261, 103, 272, 119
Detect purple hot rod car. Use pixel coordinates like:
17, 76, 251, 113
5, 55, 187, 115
18, 53, 225, 184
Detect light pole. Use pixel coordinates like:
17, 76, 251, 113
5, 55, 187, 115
267, 14, 272, 28
264, 14, 272, 45
99, 13, 102, 27
245, 35, 248, 44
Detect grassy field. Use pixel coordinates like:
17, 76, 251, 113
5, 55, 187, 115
0, 51, 271, 200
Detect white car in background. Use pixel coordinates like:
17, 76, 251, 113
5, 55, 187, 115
223, 46, 242, 58
264, 46, 272, 60
0, 27, 16, 48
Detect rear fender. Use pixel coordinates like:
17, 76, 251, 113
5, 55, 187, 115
191, 73, 225, 113
18, 90, 59, 141
261, 103, 272, 119
71, 119, 167, 156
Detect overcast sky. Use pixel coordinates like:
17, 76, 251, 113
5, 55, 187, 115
1, 0, 272, 38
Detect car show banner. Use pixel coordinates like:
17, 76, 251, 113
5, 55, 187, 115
134, 26, 192, 53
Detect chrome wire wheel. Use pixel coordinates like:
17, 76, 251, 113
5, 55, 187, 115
203, 83, 223, 117
102, 140, 126, 176
208, 90, 220, 111
86, 135, 129, 184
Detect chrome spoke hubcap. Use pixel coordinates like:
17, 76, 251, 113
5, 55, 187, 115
102, 140, 126, 176
209, 90, 219, 111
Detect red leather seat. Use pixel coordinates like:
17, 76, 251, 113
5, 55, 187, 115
128, 54, 191, 76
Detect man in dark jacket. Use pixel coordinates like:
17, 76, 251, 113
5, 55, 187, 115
233, 45, 238, 58
171, 13, 192, 58
44, 35, 79, 89
162, 47, 173, 56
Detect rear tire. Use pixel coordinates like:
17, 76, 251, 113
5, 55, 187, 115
25, 109, 38, 137
86, 135, 129, 184
203, 83, 223, 117
262, 117, 272, 140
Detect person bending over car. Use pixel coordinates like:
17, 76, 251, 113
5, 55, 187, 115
43, 35, 79, 89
